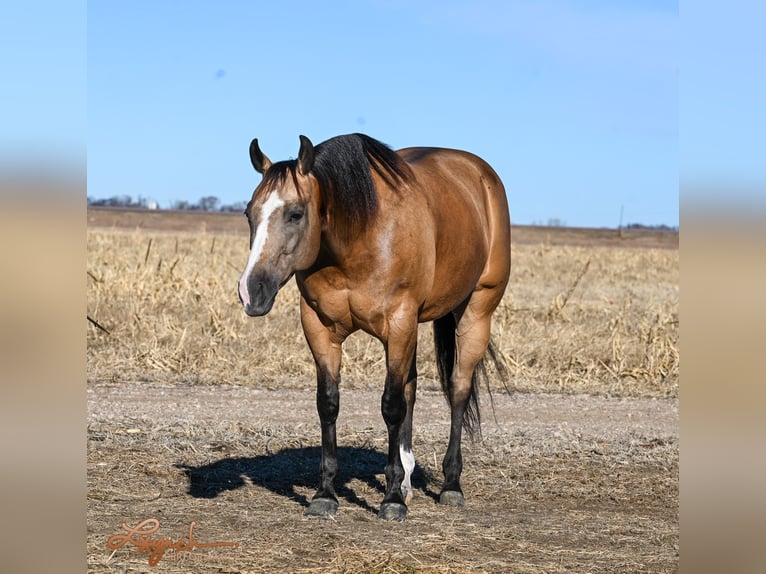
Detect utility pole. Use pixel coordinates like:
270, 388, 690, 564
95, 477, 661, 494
618, 204, 624, 238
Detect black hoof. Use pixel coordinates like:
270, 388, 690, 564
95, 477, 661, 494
439, 490, 465, 506
304, 498, 339, 518
378, 502, 407, 522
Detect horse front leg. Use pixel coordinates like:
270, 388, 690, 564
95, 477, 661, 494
306, 363, 340, 517
378, 314, 418, 522
300, 299, 345, 518
399, 347, 418, 507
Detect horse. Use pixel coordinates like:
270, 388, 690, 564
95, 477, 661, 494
237, 133, 511, 521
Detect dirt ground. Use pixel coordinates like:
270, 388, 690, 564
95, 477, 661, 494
87, 382, 678, 573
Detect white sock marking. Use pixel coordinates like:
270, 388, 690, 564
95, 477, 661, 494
400, 446, 415, 493
238, 191, 285, 306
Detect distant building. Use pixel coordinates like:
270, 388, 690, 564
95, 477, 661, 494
147, 200, 159, 210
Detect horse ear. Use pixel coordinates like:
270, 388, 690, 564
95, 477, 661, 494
297, 135, 314, 175
250, 138, 272, 174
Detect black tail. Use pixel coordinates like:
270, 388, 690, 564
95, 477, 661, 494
433, 315, 510, 440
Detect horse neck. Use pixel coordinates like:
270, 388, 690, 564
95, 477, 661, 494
311, 219, 371, 276
316, 226, 349, 268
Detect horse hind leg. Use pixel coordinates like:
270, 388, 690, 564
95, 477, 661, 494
436, 294, 497, 507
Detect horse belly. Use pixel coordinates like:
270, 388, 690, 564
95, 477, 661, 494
419, 264, 486, 322
417, 221, 488, 322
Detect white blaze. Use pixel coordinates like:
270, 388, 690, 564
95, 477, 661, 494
238, 191, 285, 306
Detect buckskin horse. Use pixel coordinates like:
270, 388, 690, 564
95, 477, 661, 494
237, 133, 510, 521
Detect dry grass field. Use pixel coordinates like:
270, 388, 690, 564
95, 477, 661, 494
87, 208, 678, 573
86, 209, 677, 397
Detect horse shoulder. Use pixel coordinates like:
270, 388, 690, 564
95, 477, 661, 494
296, 269, 353, 331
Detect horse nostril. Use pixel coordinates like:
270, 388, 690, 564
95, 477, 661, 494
251, 281, 268, 303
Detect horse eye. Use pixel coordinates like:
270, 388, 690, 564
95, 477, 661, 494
287, 209, 304, 223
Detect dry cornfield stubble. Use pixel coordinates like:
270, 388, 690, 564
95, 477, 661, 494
86, 224, 678, 398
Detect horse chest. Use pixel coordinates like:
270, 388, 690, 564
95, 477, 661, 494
299, 274, 392, 336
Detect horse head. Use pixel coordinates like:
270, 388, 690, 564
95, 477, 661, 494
238, 136, 321, 316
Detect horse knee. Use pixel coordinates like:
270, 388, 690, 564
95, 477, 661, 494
449, 380, 473, 405
316, 381, 339, 423
380, 391, 406, 427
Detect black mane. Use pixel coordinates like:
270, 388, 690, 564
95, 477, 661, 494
261, 134, 411, 240
259, 159, 300, 198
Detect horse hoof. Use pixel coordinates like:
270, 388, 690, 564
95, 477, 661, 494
378, 502, 407, 522
304, 498, 339, 518
402, 487, 414, 506
439, 490, 465, 507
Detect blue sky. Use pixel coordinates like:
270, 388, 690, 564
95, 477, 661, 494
681, 2, 766, 197
1, 1, 85, 173
8, 1, 766, 227
85, 0, 678, 228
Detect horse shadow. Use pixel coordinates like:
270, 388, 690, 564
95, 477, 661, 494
177, 446, 438, 514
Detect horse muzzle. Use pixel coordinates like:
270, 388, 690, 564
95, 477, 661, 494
239, 274, 279, 317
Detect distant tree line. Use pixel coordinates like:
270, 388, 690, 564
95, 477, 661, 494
623, 222, 678, 231
529, 217, 677, 231
87, 194, 247, 213
87, 194, 151, 208
86, 196, 678, 230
